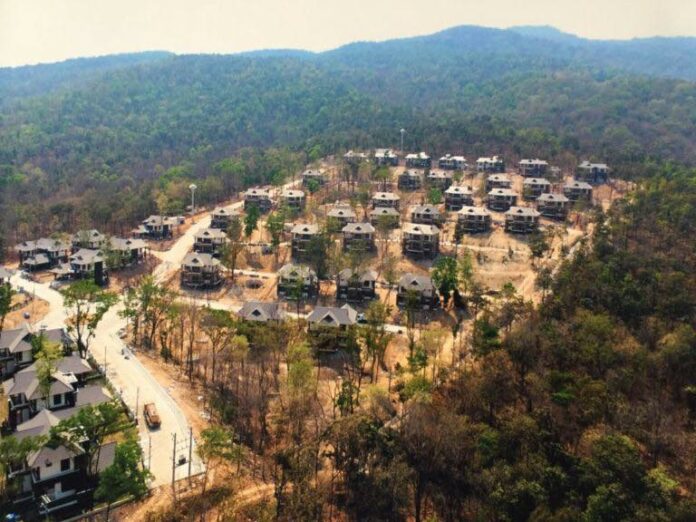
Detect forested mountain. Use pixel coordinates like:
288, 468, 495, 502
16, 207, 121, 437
1, 25, 696, 250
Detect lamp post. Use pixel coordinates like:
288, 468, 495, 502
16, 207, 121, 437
400, 128, 406, 152
189, 183, 197, 223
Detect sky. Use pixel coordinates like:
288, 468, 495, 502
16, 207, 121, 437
1, 0, 695, 67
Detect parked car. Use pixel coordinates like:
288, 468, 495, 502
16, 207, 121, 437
144, 403, 161, 429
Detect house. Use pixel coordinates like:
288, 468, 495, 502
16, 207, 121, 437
455, 206, 492, 237
402, 223, 440, 258
369, 207, 400, 228
0, 326, 35, 378
371, 191, 400, 209
210, 207, 240, 231
277, 263, 319, 300
68, 249, 105, 282
537, 193, 570, 220
2, 353, 113, 515
476, 156, 506, 173
487, 188, 518, 212
576, 161, 609, 184
180, 253, 222, 289
291, 223, 319, 258
398, 169, 423, 191
243, 188, 273, 213
342, 223, 376, 253
302, 168, 327, 186
374, 148, 399, 167
327, 205, 357, 229
405, 152, 431, 168
485, 173, 512, 192
505, 207, 541, 234
426, 170, 453, 190
522, 177, 551, 200
0, 266, 12, 285
282, 189, 306, 212
518, 159, 549, 177
307, 305, 358, 351
438, 154, 467, 170
193, 228, 227, 255
71, 230, 105, 250
237, 301, 285, 323
396, 273, 439, 310
107, 237, 148, 267
336, 268, 377, 302
343, 151, 368, 165
410, 204, 443, 225
444, 185, 474, 211
563, 181, 593, 202
16, 238, 71, 271
133, 215, 181, 240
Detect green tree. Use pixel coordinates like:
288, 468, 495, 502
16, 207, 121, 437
0, 283, 15, 334
427, 187, 442, 205
197, 425, 244, 494
61, 280, 118, 358
431, 256, 458, 307
244, 205, 261, 238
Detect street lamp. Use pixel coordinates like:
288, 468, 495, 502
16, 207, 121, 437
189, 183, 197, 223
400, 128, 406, 152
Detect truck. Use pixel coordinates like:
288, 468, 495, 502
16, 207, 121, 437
143, 403, 161, 429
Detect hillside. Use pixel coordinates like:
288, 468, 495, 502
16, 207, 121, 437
1, 25, 696, 248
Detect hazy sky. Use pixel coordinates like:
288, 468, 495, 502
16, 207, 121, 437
2, 0, 695, 67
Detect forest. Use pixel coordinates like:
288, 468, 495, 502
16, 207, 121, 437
1, 26, 696, 254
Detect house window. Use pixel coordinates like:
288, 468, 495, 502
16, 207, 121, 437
60, 458, 70, 472
53, 394, 63, 406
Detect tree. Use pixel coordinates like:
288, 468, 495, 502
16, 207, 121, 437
427, 187, 442, 205
266, 210, 285, 265
306, 233, 332, 279
0, 434, 46, 501
244, 205, 260, 238
34, 334, 62, 404
431, 256, 458, 307
197, 425, 244, 494
359, 301, 393, 382
220, 217, 245, 282
51, 401, 123, 477
0, 283, 15, 334
95, 435, 151, 521
200, 308, 237, 385
61, 280, 117, 358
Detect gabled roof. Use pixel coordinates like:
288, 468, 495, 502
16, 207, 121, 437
578, 160, 609, 170
427, 170, 452, 179
307, 304, 357, 326
291, 223, 319, 235
458, 205, 490, 217
477, 155, 504, 164
17, 238, 70, 254
445, 184, 473, 195
505, 206, 540, 217
406, 152, 430, 160
211, 206, 240, 218
538, 193, 569, 203
374, 148, 397, 158
370, 207, 400, 217
338, 268, 378, 284
523, 177, 550, 186
372, 192, 400, 201
23, 253, 50, 266
398, 273, 434, 292
411, 204, 441, 215
75, 384, 112, 407
27, 444, 84, 467
519, 158, 549, 166
439, 154, 466, 162
403, 223, 440, 235
399, 169, 423, 177
182, 253, 220, 268
72, 229, 104, 244
70, 248, 103, 265
282, 189, 305, 198
303, 168, 327, 176
565, 181, 593, 190
488, 188, 517, 197
487, 174, 511, 183
143, 215, 179, 227
243, 187, 272, 197
195, 228, 227, 240
0, 325, 31, 354
56, 354, 93, 376
278, 263, 316, 279
342, 222, 375, 234
237, 301, 285, 322
328, 206, 357, 218
109, 237, 147, 251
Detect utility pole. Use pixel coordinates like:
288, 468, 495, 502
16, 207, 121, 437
187, 426, 193, 482
148, 435, 152, 471
134, 387, 140, 424
171, 432, 177, 493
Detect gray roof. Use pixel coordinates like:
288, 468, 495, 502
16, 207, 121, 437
565, 181, 593, 190
303, 168, 327, 176
519, 158, 548, 166
0, 325, 31, 354
403, 223, 440, 235
488, 188, 517, 197
278, 263, 316, 279
328, 206, 357, 219
579, 160, 609, 170
75, 384, 112, 407
195, 228, 227, 240
538, 193, 569, 203
399, 273, 434, 292
406, 152, 430, 160
237, 301, 285, 322
72, 229, 104, 243
144, 215, 179, 226
96, 441, 117, 473
372, 192, 400, 201
109, 237, 147, 251
370, 207, 400, 217
243, 188, 272, 198
23, 253, 50, 266
28, 444, 83, 468
308, 305, 357, 326
70, 248, 103, 265
211, 206, 239, 218
291, 223, 319, 235
400, 169, 423, 177
458, 205, 490, 217
182, 253, 220, 268
56, 354, 93, 376
487, 174, 512, 183
523, 177, 550, 186
282, 189, 305, 198
16, 238, 70, 254
439, 154, 466, 162
427, 170, 452, 179
342, 222, 375, 234
445, 184, 473, 195
338, 268, 378, 284
477, 155, 504, 164
411, 204, 441, 216
505, 206, 540, 217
